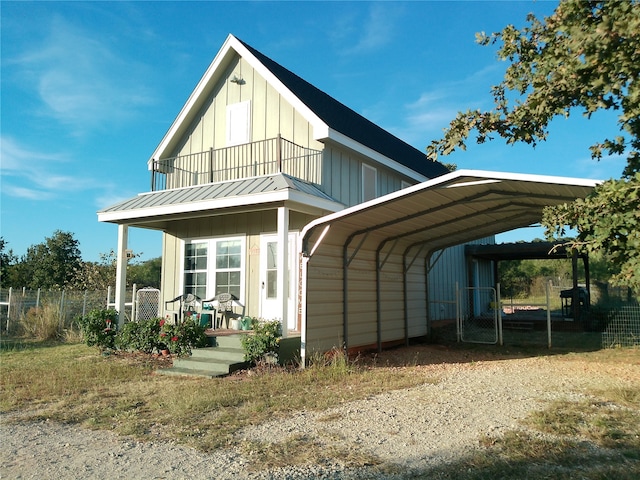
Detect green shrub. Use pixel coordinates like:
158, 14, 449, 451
117, 318, 163, 354
77, 308, 118, 351
241, 319, 282, 363
159, 317, 208, 357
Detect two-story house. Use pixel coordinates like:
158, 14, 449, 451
98, 34, 597, 361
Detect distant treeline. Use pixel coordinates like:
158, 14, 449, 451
1, 231, 160, 291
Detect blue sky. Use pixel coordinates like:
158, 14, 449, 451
1, 1, 626, 262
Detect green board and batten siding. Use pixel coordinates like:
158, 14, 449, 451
161, 211, 317, 319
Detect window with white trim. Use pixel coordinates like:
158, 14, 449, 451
214, 238, 243, 298
226, 100, 251, 146
362, 164, 378, 202
184, 241, 208, 298
182, 236, 245, 300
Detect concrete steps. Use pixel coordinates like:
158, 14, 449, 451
156, 333, 249, 378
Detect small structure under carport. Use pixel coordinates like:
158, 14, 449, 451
298, 170, 598, 363
465, 241, 592, 321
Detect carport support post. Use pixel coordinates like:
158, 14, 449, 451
375, 249, 382, 352
497, 282, 503, 346
115, 224, 129, 327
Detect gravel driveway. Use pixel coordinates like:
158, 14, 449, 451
2, 345, 638, 479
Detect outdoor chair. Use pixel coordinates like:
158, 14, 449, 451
205, 293, 245, 329
165, 293, 201, 323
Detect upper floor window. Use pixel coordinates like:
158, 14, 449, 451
362, 164, 378, 202
226, 100, 251, 146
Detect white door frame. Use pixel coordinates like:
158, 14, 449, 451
259, 231, 298, 332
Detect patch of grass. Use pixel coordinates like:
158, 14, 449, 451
0, 341, 436, 453
421, 430, 640, 480
2, 341, 639, 478
238, 434, 385, 472
526, 387, 640, 458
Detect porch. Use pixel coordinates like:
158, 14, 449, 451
150, 135, 323, 191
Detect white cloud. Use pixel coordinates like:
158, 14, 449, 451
12, 15, 154, 133
573, 153, 627, 180
0, 136, 97, 199
1, 185, 54, 201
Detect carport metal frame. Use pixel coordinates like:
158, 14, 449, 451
300, 170, 599, 360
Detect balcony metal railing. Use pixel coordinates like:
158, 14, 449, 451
151, 135, 323, 191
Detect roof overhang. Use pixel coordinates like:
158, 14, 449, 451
97, 174, 344, 229
301, 170, 599, 258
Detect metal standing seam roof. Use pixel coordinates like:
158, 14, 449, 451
98, 173, 343, 223
301, 170, 600, 258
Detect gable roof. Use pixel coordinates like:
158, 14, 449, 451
235, 38, 450, 180
149, 34, 449, 181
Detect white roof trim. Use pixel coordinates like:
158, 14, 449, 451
97, 187, 343, 224
300, 169, 600, 247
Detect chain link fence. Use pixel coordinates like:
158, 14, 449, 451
0, 286, 156, 334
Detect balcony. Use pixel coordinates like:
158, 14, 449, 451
151, 135, 323, 191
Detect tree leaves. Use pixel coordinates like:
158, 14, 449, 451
428, 0, 640, 292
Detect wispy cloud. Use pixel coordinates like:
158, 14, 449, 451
10, 15, 154, 134
0, 136, 98, 200
386, 64, 506, 147
332, 3, 402, 55
573, 153, 627, 180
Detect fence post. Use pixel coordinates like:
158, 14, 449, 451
131, 284, 138, 322
82, 290, 88, 318
36, 288, 41, 309
106, 286, 112, 309
5, 287, 12, 333
497, 282, 503, 346
546, 280, 552, 349
59, 290, 66, 326
455, 281, 460, 343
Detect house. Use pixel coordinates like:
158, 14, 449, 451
98, 34, 597, 362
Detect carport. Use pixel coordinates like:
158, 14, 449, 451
298, 170, 598, 362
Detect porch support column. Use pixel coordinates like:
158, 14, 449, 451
115, 224, 129, 327
277, 206, 289, 338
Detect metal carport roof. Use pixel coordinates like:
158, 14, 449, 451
298, 170, 599, 357
301, 170, 599, 258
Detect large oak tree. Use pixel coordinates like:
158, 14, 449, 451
427, 0, 639, 291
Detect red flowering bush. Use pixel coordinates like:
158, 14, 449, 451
159, 316, 208, 357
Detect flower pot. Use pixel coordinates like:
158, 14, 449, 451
161, 349, 170, 357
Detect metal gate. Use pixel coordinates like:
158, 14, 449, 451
136, 287, 160, 321
458, 287, 498, 344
